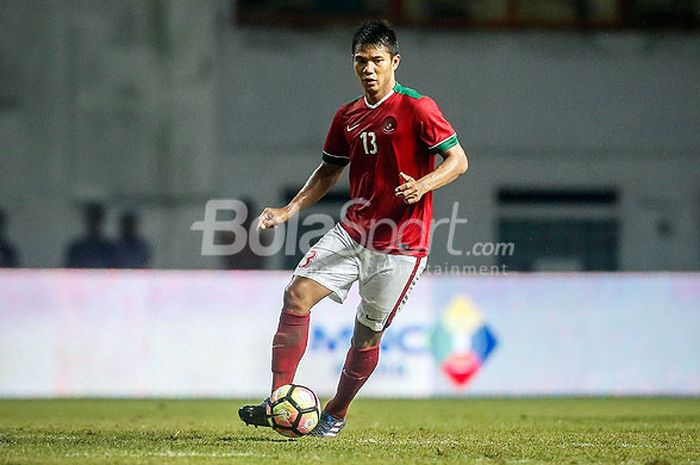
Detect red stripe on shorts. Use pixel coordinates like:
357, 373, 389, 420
383, 257, 422, 330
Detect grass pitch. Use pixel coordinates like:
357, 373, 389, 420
1, 398, 698, 465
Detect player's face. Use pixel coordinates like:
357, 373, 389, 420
353, 44, 400, 102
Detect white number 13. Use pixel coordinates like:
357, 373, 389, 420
360, 131, 378, 155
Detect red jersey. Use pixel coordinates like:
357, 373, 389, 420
322, 82, 458, 257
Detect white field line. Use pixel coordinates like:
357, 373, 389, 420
63, 450, 269, 458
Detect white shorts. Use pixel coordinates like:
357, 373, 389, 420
293, 224, 427, 332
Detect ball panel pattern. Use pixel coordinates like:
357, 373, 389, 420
267, 384, 321, 437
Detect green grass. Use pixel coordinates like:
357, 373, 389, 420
1, 398, 699, 464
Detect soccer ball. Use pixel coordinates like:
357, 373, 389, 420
266, 384, 320, 437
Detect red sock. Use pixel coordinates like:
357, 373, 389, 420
324, 344, 379, 419
271, 311, 310, 392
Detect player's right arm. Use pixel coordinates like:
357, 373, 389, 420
258, 106, 349, 231
257, 162, 344, 230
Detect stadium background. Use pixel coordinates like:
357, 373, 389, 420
1, 1, 699, 399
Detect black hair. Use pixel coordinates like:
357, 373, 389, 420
121, 211, 138, 225
84, 202, 105, 222
352, 20, 399, 56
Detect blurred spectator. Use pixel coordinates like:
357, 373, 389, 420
571, 0, 592, 30
426, 0, 472, 20
626, 0, 699, 28
114, 211, 152, 269
64, 203, 116, 268
0, 209, 19, 268
219, 198, 266, 270
314, 0, 363, 15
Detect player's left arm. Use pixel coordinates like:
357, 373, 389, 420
395, 144, 468, 205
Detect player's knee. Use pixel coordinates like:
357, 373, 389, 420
283, 284, 312, 316
352, 321, 382, 348
352, 336, 380, 349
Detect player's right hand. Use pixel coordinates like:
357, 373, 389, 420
257, 207, 291, 230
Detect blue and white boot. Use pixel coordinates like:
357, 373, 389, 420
309, 411, 346, 437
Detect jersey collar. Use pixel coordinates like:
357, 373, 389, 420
363, 86, 395, 110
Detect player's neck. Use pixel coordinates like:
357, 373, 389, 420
365, 78, 396, 105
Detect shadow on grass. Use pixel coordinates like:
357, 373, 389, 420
228, 435, 296, 443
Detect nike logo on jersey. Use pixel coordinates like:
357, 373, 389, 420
346, 123, 360, 132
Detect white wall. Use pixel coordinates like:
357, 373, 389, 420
0, 0, 220, 269
217, 27, 700, 271
1, 1, 699, 269
219, 31, 700, 152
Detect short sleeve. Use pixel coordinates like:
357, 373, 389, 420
416, 97, 458, 155
322, 108, 350, 166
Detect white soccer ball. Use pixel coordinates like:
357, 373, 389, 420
265, 384, 321, 437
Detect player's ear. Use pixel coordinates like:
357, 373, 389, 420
392, 54, 401, 70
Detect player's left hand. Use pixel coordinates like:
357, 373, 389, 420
395, 172, 426, 205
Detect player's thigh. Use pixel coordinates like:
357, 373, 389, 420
293, 224, 360, 304
356, 253, 427, 332
283, 275, 333, 314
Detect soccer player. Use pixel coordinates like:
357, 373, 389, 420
239, 20, 468, 437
